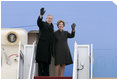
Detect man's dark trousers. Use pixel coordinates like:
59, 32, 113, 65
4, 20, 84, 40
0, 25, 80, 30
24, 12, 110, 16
38, 61, 49, 76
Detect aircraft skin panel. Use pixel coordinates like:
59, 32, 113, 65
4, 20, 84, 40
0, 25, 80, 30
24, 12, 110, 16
1, 28, 27, 79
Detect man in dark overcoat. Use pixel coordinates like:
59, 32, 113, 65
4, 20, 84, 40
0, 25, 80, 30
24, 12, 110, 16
35, 8, 54, 76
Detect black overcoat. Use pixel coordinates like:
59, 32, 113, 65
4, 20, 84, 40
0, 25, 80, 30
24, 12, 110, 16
36, 16, 54, 64
53, 30, 75, 65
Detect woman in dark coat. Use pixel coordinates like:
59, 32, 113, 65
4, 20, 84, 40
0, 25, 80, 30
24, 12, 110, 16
53, 20, 76, 76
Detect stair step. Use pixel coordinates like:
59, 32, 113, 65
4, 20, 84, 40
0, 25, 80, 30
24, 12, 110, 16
34, 76, 72, 79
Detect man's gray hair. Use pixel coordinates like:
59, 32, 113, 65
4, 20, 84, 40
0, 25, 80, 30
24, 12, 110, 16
46, 14, 53, 18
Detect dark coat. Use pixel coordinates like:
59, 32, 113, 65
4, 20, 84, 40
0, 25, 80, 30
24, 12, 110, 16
36, 16, 54, 64
53, 30, 75, 65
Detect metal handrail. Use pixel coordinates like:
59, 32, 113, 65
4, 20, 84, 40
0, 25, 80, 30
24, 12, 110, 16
28, 41, 37, 79
17, 41, 24, 79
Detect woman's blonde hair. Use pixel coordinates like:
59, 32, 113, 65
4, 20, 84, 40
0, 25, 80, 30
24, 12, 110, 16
57, 20, 65, 27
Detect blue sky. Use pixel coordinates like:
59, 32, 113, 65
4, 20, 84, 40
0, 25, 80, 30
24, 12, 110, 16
1, 1, 117, 78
